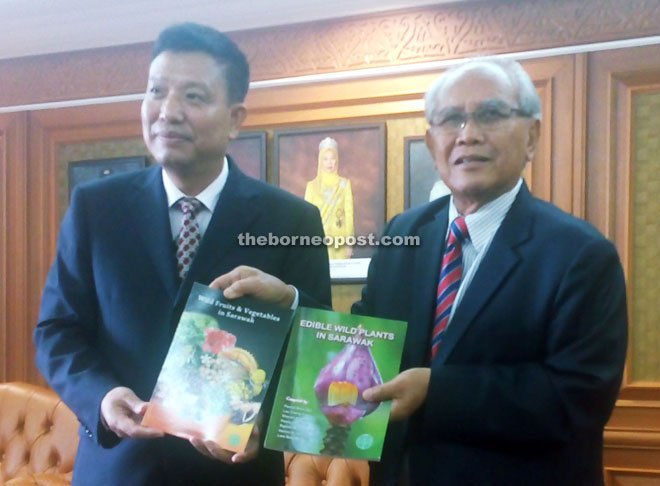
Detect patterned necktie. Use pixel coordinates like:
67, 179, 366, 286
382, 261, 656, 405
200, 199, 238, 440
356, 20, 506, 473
431, 216, 469, 359
175, 197, 203, 279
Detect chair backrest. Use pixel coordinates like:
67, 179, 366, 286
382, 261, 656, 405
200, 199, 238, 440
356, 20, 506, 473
0, 382, 370, 485
0, 382, 79, 483
285, 451, 370, 486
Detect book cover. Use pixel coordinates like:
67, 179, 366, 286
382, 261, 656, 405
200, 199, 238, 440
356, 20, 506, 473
142, 282, 293, 452
264, 307, 407, 460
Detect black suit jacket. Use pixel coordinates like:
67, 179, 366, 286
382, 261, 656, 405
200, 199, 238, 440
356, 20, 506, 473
353, 184, 627, 486
35, 159, 331, 486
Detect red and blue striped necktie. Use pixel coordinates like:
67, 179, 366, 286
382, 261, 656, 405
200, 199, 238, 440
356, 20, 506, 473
431, 216, 469, 359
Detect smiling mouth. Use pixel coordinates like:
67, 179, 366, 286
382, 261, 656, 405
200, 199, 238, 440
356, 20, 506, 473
156, 132, 192, 143
454, 155, 490, 165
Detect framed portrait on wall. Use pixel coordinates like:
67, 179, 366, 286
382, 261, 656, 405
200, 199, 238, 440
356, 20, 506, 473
68, 156, 147, 200
226, 131, 267, 180
404, 135, 449, 209
275, 124, 386, 282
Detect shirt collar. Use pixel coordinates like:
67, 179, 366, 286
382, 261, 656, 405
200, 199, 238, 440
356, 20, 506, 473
448, 177, 523, 253
162, 156, 229, 211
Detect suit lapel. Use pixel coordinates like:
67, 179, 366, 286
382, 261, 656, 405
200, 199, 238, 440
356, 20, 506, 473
127, 166, 180, 302
433, 186, 534, 365
408, 200, 450, 366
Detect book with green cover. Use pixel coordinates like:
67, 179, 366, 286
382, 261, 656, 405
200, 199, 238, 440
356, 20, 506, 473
142, 282, 293, 452
264, 307, 407, 460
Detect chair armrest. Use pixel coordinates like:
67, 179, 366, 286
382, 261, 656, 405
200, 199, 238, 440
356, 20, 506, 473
5, 471, 73, 486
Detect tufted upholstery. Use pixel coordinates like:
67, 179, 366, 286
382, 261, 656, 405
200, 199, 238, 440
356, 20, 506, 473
284, 452, 369, 486
0, 383, 78, 486
0, 382, 369, 486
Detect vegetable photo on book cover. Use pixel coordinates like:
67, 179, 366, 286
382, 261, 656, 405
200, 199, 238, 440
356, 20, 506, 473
265, 307, 406, 460
314, 325, 383, 456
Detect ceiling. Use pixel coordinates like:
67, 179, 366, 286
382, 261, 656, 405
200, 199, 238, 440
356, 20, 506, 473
0, 0, 466, 61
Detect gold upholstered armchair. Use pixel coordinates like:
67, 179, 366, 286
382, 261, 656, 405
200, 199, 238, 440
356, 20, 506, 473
0, 382, 78, 486
0, 382, 368, 486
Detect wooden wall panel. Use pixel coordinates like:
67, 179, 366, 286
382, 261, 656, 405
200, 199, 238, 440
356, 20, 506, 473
246, 55, 578, 212
7, 54, 578, 384
523, 56, 578, 211
20, 102, 142, 385
588, 44, 660, 482
385, 116, 428, 220
0, 113, 28, 383
572, 53, 588, 218
244, 72, 431, 127
605, 468, 660, 486
28, 101, 142, 257
629, 90, 660, 385
11, 54, 581, 381
588, 44, 660, 399
0, 115, 9, 381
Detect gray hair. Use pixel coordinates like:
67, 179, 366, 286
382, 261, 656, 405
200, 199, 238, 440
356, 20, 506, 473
424, 57, 542, 122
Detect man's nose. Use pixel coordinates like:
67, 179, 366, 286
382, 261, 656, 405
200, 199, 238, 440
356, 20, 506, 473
456, 116, 485, 144
159, 94, 184, 122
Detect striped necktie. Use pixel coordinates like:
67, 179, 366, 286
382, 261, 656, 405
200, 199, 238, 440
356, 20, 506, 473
431, 216, 469, 359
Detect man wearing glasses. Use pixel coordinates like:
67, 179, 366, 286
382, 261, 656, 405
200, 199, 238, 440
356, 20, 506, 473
354, 58, 628, 485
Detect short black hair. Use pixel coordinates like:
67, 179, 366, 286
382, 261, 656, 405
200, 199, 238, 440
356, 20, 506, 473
152, 22, 250, 103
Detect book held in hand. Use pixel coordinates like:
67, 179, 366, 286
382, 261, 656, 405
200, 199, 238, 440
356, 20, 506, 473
264, 307, 407, 460
142, 282, 294, 452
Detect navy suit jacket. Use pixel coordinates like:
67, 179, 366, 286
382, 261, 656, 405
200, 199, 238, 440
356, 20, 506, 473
35, 160, 331, 486
353, 184, 627, 486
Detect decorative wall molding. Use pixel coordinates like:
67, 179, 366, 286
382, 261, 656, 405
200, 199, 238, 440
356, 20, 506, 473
1, 0, 660, 107
236, 0, 660, 80
0, 44, 150, 108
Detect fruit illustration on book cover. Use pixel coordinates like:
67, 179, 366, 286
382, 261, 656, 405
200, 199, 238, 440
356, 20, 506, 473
143, 283, 293, 452
264, 307, 406, 461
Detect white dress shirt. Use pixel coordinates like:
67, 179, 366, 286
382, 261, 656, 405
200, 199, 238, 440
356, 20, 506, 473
446, 178, 523, 323
162, 157, 229, 240
161, 158, 300, 308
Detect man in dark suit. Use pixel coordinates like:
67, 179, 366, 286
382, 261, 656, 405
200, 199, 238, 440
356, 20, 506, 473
356, 58, 628, 485
34, 23, 330, 486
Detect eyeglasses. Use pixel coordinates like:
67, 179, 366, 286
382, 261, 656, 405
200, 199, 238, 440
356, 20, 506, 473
429, 101, 530, 133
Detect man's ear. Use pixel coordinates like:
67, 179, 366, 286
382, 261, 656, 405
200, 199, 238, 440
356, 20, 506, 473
525, 119, 541, 162
425, 128, 436, 154
426, 128, 445, 174
228, 103, 248, 140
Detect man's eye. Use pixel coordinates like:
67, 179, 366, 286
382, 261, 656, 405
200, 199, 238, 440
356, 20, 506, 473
439, 113, 466, 127
186, 92, 205, 102
476, 109, 508, 124
149, 86, 163, 96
